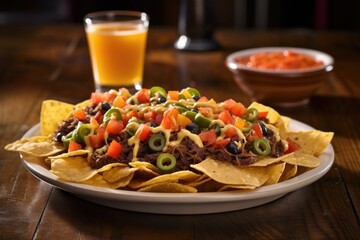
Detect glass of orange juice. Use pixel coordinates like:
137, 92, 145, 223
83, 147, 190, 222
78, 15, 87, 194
84, 11, 149, 93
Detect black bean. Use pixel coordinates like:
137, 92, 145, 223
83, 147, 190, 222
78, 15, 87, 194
226, 141, 241, 155
157, 95, 167, 104
193, 95, 200, 101
259, 121, 270, 137
185, 123, 201, 134
55, 132, 66, 143
150, 122, 158, 127
101, 102, 111, 111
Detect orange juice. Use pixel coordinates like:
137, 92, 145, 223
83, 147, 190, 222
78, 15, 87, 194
86, 23, 148, 92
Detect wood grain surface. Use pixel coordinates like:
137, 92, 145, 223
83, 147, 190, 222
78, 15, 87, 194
1, 24, 359, 239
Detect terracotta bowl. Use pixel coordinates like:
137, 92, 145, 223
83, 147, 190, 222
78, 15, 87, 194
226, 47, 334, 107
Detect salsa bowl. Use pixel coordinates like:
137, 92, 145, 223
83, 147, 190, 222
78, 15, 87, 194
226, 47, 334, 107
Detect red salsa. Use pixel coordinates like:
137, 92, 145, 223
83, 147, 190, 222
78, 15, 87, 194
236, 50, 324, 70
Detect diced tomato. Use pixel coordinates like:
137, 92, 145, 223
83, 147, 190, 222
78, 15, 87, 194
104, 91, 117, 103
222, 99, 236, 110
167, 91, 179, 101
68, 140, 82, 152
218, 110, 235, 125
199, 130, 217, 145
90, 117, 100, 129
138, 124, 151, 141
155, 113, 163, 126
161, 107, 179, 130
285, 137, 300, 154
135, 88, 150, 103
89, 135, 102, 149
252, 123, 263, 138
224, 127, 238, 138
214, 138, 231, 148
106, 140, 123, 159
91, 92, 105, 105
258, 111, 269, 119
197, 96, 209, 102
93, 111, 104, 124
106, 119, 124, 135
97, 125, 106, 140
177, 114, 192, 128
122, 110, 139, 125
198, 107, 211, 117
113, 95, 126, 108
73, 108, 87, 121
144, 111, 157, 123
118, 88, 131, 100
229, 102, 247, 117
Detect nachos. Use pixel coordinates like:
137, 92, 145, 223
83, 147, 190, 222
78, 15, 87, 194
5, 87, 333, 192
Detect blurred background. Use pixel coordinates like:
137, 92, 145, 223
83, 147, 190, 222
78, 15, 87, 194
0, 0, 359, 30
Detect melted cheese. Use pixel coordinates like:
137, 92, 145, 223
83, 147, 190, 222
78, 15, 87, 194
127, 126, 204, 162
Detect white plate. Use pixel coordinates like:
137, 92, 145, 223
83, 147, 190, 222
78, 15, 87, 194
21, 120, 334, 214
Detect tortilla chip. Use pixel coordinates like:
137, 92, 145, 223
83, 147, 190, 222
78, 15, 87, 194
264, 162, 286, 185
138, 182, 198, 193
218, 184, 256, 191
285, 130, 334, 156
40, 100, 74, 136
191, 158, 269, 187
248, 102, 287, 137
249, 153, 295, 167
281, 153, 320, 168
279, 164, 298, 182
83, 172, 135, 189
5, 137, 64, 157
129, 161, 160, 179
50, 156, 98, 182
128, 170, 200, 189
102, 166, 138, 183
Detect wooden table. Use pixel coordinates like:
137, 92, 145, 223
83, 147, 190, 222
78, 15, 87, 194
1, 24, 359, 239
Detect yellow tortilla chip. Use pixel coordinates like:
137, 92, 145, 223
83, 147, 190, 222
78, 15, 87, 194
5, 137, 64, 157
102, 166, 138, 183
281, 153, 320, 168
128, 170, 200, 189
138, 182, 198, 193
41, 100, 74, 136
191, 158, 269, 187
83, 172, 135, 189
50, 156, 98, 182
248, 102, 287, 137
285, 130, 334, 156
218, 184, 256, 191
264, 162, 286, 185
279, 164, 298, 182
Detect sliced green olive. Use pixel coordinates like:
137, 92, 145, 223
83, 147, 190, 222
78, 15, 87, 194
73, 123, 92, 144
209, 123, 221, 136
194, 113, 212, 129
61, 131, 74, 149
184, 111, 197, 121
156, 153, 177, 173
244, 108, 258, 123
148, 134, 166, 152
174, 102, 190, 113
186, 87, 201, 97
104, 108, 122, 124
150, 86, 167, 98
251, 138, 271, 156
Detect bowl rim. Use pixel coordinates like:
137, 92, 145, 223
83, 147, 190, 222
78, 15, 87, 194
226, 47, 334, 74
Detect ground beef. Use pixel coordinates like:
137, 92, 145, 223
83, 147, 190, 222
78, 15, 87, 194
55, 117, 79, 136
88, 127, 286, 170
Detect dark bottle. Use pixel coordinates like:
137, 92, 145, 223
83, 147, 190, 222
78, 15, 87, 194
174, 0, 220, 51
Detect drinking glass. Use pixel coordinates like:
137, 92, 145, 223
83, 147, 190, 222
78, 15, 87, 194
84, 11, 149, 93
